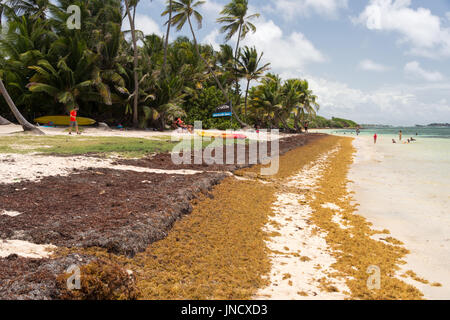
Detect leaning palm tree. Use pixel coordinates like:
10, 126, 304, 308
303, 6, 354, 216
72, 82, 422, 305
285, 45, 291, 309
235, 46, 270, 118
0, 77, 43, 133
217, 0, 259, 93
162, 0, 248, 127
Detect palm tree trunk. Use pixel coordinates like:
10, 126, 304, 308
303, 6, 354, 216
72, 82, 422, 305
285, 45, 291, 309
162, 0, 172, 78
187, 16, 248, 128
244, 79, 250, 118
279, 115, 290, 132
125, 0, 139, 128
234, 23, 243, 96
293, 107, 302, 133
0, 78, 44, 134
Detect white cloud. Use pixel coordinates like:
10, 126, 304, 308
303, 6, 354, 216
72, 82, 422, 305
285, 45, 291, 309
303, 75, 450, 125
446, 12, 450, 22
122, 13, 163, 37
267, 0, 348, 20
204, 29, 221, 51
240, 19, 326, 71
404, 61, 444, 82
358, 59, 390, 72
353, 0, 450, 58
202, 0, 223, 17
204, 18, 326, 72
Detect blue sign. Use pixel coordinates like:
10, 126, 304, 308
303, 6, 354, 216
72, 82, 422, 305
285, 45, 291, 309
213, 112, 232, 118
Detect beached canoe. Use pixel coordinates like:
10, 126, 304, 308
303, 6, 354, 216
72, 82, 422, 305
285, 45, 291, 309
34, 116, 96, 126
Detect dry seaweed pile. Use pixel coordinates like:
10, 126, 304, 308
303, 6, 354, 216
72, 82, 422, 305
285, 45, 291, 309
112, 134, 326, 172
111, 135, 341, 300
0, 168, 226, 256
117, 135, 431, 300
0, 134, 324, 299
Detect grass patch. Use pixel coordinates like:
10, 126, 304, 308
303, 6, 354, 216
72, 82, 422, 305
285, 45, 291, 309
0, 135, 249, 158
0, 135, 177, 157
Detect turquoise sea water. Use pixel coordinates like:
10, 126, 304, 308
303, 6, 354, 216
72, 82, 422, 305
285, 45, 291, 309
320, 127, 450, 139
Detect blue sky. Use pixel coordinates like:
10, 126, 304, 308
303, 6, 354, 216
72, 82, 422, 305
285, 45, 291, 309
126, 0, 450, 126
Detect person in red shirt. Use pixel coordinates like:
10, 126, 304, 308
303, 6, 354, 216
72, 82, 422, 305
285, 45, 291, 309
175, 118, 193, 133
68, 106, 80, 135
374, 133, 378, 144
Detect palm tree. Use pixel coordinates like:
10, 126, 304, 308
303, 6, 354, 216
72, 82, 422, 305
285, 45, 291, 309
162, 0, 173, 78
293, 80, 319, 132
123, 0, 140, 127
163, 0, 248, 127
0, 77, 43, 133
235, 46, 270, 118
25, 34, 113, 113
4, 0, 49, 19
249, 74, 283, 128
217, 0, 259, 94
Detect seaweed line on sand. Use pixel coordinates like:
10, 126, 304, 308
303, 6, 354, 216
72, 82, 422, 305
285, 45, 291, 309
308, 137, 426, 299
255, 146, 350, 299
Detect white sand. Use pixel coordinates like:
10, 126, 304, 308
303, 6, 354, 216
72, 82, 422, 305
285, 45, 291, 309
348, 136, 450, 299
0, 124, 291, 141
255, 148, 350, 300
0, 210, 23, 217
0, 153, 208, 184
0, 240, 56, 259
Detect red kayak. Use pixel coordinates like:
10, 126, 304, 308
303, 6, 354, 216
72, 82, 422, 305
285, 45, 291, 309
221, 133, 247, 139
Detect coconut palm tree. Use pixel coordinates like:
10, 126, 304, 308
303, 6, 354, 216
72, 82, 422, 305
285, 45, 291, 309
123, 0, 140, 127
25, 34, 112, 113
4, 0, 49, 19
162, 0, 172, 78
249, 74, 283, 128
162, 0, 248, 127
0, 77, 43, 133
217, 0, 259, 94
235, 46, 270, 118
293, 80, 319, 132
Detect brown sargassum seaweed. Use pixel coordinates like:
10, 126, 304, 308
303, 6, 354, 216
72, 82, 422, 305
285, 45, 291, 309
59, 135, 435, 299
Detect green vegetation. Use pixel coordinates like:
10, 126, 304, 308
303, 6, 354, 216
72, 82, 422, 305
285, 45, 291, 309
308, 116, 358, 129
0, 135, 178, 157
0, 0, 325, 133
0, 134, 249, 157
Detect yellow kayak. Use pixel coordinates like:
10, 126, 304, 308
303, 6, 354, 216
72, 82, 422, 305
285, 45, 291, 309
196, 131, 247, 139
34, 116, 96, 126
196, 131, 221, 137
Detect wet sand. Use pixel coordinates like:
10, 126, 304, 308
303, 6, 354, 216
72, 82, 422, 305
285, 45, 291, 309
348, 136, 450, 299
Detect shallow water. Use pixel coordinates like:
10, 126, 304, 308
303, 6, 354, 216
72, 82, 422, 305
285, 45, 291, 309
346, 135, 450, 299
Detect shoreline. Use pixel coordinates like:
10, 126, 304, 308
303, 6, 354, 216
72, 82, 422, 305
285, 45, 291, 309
347, 135, 449, 299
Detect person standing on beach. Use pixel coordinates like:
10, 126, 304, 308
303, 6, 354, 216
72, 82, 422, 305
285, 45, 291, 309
304, 121, 309, 133
399, 130, 402, 141
374, 133, 378, 144
68, 106, 80, 135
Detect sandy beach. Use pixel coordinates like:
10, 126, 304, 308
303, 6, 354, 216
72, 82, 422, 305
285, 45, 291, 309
0, 126, 445, 299
348, 135, 450, 299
